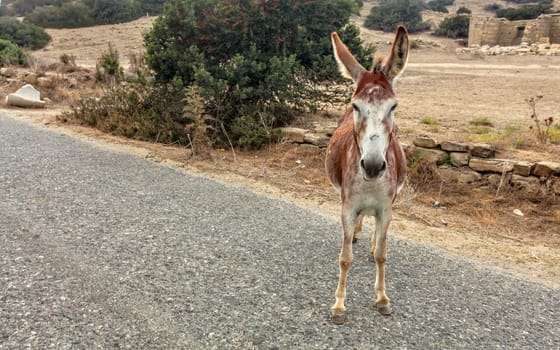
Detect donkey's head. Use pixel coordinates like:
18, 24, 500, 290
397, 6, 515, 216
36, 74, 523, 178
332, 26, 409, 180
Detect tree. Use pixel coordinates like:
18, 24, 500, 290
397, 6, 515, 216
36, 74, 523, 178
0, 16, 51, 50
456, 6, 471, 14
144, 0, 374, 147
364, 0, 430, 33
434, 15, 470, 38
495, 3, 553, 20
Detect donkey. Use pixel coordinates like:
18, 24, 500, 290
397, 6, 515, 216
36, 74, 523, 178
325, 26, 409, 324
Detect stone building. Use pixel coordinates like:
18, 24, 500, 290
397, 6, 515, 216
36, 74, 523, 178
468, 14, 560, 47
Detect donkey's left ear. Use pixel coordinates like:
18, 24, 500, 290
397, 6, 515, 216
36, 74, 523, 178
383, 25, 409, 85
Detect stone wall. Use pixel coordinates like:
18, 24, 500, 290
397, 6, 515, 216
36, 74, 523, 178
278, 127, 560, 196
469, 14, 560, 47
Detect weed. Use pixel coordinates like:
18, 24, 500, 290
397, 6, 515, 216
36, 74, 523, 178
527, 94, 554, 144
410, 40, 420, 49
548, 123, 560, 144
421, 116, 439, 125
95, 43, 123, 85
469, 117, 494, 126
470, 125, 493, 134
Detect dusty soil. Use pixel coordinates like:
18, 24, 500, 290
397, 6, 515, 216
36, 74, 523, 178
3, 12, 559, 287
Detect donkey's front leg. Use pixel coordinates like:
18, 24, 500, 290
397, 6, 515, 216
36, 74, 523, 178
373, 207, 392, 315
331, 207, 357, 325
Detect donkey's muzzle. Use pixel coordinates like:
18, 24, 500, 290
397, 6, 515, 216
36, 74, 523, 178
360, 157, 386, 180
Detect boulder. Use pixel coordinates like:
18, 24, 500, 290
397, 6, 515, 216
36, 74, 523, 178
5, 84, 46, 108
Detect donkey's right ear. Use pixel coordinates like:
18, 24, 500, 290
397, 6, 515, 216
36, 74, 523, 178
331, 32, 366, 82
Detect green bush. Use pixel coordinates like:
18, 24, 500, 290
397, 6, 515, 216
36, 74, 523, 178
95, 43, 123, 83
25, 0, 142, 28
425, 0, 453, 13
484, 3, 502, 12
496, 4, 554, 20
0, 39, 27, 66
25, 4, 96, 28
434, 15, 470, 38
0, 17, 51, 50
364, 0, 430, 33
456, 6, 472, 14
144, 0, 373, 147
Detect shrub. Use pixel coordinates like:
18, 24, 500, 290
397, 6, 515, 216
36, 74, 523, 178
484, 3, 502, 12
364, 0, 430, 33
470, 117, 494, 126
495, 4, 553, 20
25, 0, 142, 28
25, 4, 95, 28
0, 39, 27, 66
425, 0, 453, 13
456, 6, 472, 14
144, 0, 373, 147
434, 15, 470, 39
95, 43, 123, 84
61, 80, 191, 144
0, 17, 51, 50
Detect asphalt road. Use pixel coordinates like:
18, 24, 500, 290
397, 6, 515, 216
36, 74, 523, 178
1, 112, 559, 349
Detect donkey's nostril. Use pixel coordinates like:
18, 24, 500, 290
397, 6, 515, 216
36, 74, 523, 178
360, 159, 366, 170
380, 161, 387, 172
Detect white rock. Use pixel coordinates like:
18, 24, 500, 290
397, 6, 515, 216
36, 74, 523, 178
5, 84, 46, 108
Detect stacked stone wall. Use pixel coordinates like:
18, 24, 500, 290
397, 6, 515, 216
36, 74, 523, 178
469, 14, 560, 47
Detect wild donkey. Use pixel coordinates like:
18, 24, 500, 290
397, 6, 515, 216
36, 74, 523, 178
325, 26, 409, 324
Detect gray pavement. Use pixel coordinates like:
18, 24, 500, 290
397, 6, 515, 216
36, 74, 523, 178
0, 112, 559, 349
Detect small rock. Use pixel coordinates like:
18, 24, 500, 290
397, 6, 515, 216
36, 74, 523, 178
0, 67, 16, 77
24, 73, 38, 85
513, 209, 524, 217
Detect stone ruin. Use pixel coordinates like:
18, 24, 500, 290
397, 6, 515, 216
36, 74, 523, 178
459, 14, 560, 56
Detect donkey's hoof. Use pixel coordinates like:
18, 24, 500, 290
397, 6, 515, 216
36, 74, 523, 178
331, 310, 347, 325
376, 303, 392, 316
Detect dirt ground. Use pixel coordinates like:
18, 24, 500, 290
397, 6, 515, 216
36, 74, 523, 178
4, 13, 559, 288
